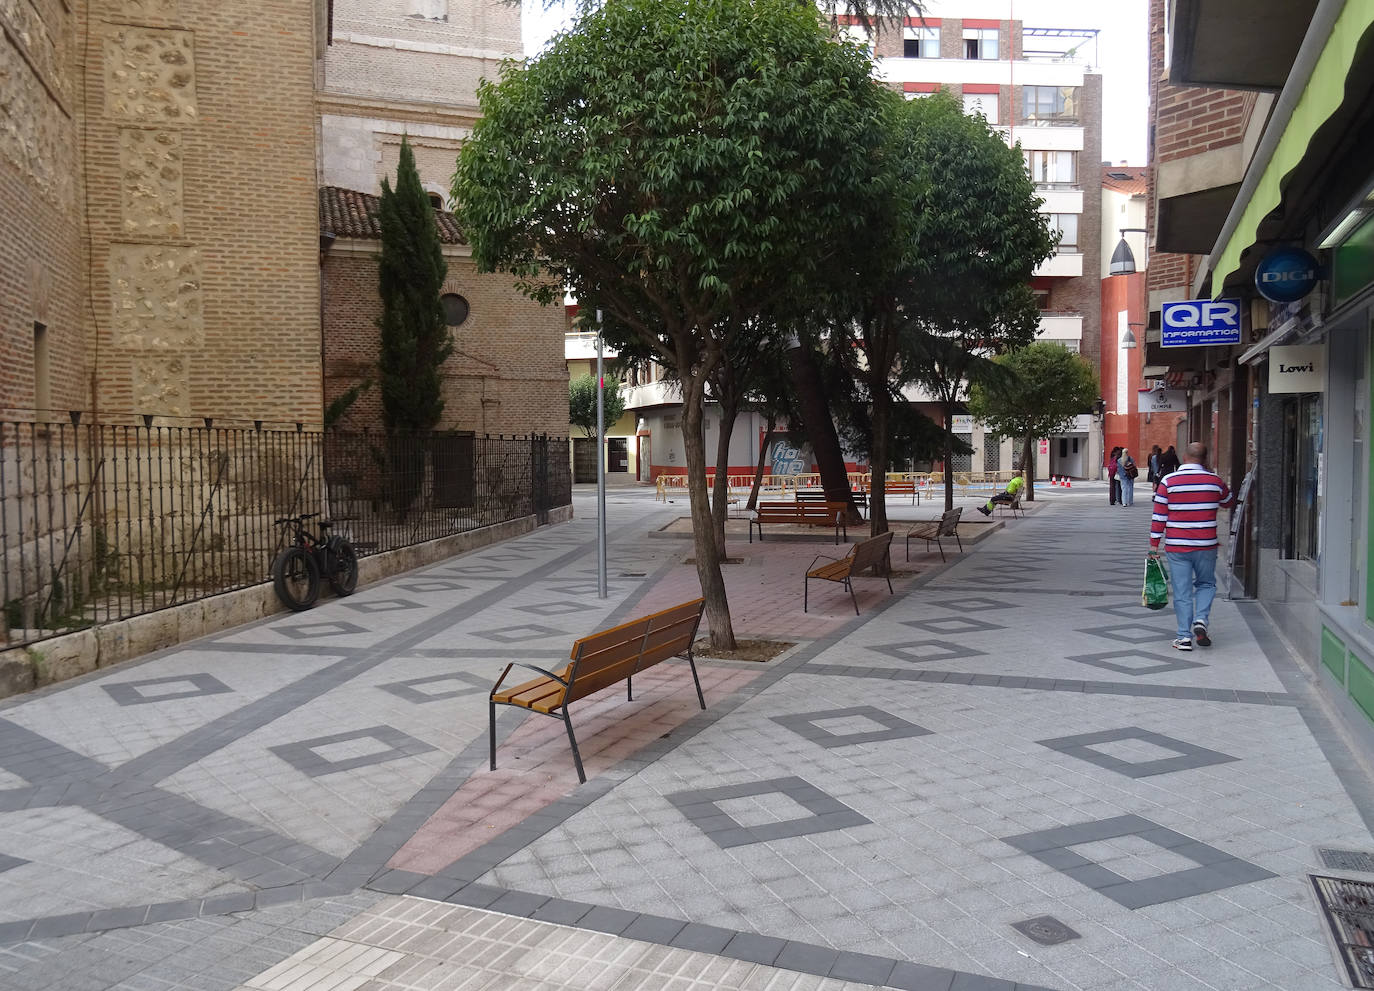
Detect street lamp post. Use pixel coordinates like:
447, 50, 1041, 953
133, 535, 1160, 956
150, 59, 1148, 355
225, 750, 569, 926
596, 310, 607, 599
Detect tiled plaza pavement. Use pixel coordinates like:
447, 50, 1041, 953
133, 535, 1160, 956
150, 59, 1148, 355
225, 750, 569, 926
0, 485, 1372, 990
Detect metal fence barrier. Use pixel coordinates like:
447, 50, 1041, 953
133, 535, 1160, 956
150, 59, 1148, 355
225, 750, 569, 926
0, 415, 571, 649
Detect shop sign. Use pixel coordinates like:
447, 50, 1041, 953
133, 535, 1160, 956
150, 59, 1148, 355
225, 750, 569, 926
1268, 345, 1325, 394
1255, 247, 1319, 303
951, 414, 974, 433
1137, 383, 1187, 412
1161, 299, 1242, 347
1037, 439, 1048, 455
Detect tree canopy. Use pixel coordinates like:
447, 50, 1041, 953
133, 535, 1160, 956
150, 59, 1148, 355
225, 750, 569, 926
966, 341, 1100, 499
455, 0, 889, 647
569, 374, 626, 439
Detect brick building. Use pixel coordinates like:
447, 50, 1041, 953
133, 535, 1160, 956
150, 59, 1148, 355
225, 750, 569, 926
2, 0, 327, 424
1150, 0, 1374, 739
315, 0, 568, 440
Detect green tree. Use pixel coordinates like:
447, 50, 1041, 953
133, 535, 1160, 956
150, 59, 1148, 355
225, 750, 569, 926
966, 342, 1100, 501
568, 374, 626, 439
377, 136, 452, 433
896, 93, 1057, 510
455, 0, 887, 648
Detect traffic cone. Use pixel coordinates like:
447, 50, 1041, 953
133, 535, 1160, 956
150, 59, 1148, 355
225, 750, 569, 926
1064, 477, 1072, 488
1052, 476, 1061, 486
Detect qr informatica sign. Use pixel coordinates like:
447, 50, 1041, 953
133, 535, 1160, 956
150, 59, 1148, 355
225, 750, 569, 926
1161, 298, 1242, 347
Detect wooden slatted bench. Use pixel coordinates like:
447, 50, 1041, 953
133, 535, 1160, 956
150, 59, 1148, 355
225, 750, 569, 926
905, 508, 963, 562
489, 599, 706, 783
804, 531, 894, 614
796, 489, 867, 520
883, 480, 921, 505
749, 500, 847, 544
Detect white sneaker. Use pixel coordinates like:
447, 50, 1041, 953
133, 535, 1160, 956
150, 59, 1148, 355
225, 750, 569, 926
1171, 638, 1193, 651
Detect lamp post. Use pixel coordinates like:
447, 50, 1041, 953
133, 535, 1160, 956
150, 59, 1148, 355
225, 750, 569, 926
595, 309, 607, 600
1109, 228, 1148, 277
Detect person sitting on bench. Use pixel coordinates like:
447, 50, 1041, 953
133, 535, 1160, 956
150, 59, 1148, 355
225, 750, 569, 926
977, 474, 1024, 516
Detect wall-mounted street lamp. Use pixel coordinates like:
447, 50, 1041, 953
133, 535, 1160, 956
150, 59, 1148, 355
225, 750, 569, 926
1109, 228, 1149, 276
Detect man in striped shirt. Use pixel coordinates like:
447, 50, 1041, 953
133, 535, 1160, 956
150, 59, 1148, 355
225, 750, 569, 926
1148, 442, 1234, 651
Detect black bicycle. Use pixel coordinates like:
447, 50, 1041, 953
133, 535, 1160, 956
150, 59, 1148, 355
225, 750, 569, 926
271, 513, 359, 611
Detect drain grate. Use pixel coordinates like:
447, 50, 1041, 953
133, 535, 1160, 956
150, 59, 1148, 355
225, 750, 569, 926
1319, 849, 1374, 873
1312, 875, 1374, 988
1011, 916, 1080, 946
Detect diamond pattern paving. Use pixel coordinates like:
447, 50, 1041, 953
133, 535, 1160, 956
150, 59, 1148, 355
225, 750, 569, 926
103, 673, 233, 706
1001, 813, 1276, 909
770, 706, 933, 749
376, 671, 491, 704
273, 620, 368, 639
865, 640, 986, 664
666, 776, 871, 849
269, 726, 437, 777
1037, 726, 1239, 777
901, 615, 1005, 634
470, 623, 568, 643
1068, 648, 1206, 676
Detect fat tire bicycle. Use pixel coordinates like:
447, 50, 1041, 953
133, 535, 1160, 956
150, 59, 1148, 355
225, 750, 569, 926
271, 512, 359, 611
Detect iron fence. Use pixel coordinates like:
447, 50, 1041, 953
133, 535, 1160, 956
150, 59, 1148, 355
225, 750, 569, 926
0, 415, 570, 649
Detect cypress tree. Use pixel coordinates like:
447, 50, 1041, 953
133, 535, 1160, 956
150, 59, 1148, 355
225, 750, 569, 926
377, 136, 452, 432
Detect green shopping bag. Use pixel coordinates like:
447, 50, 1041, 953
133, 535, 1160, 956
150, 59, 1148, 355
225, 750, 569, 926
1142, 554, 1169, 610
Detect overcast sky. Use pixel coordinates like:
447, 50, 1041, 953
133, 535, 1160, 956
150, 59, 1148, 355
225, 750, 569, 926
519, 0, 1149, 164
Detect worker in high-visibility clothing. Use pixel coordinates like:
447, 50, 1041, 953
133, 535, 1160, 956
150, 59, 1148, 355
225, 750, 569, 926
978, 474, 1024, 516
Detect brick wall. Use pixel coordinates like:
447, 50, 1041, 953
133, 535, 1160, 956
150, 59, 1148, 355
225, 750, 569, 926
77, 0, 322, 423
0, 3, 85, 416
323, 249, 568, 438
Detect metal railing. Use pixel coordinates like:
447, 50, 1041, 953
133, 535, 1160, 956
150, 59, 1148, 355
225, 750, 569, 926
0, 415, 570, 648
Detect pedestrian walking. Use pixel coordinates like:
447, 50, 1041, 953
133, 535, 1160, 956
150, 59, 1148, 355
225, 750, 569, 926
1148, 441, 1234, 650
1147, 445, 1162, 491
1107, 446, 1121, 506
1158, 444, 1180, 477
1119, 447, 1138, 506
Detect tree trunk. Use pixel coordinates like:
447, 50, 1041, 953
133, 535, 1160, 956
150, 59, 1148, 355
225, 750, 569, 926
1021, 435, 1036, 501
941, 401, 955, 511
787, 344, 860, 522
868, 383, 890, 540
710, 400, 738, 560
682, 380, 736, 650
748, 418, 775, 511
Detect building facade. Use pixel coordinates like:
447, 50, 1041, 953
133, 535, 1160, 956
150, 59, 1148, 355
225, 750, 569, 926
1150, 0, 1374, 742
316, 0, 569, 439
2, 0, 328, 424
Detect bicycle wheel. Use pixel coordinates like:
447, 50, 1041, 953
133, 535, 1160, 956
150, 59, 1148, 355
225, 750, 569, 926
272, 546, 320, 611
325, 537, 359, 596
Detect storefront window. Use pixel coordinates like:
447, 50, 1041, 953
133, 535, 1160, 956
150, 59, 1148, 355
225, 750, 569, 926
1282, 394, 1322, 562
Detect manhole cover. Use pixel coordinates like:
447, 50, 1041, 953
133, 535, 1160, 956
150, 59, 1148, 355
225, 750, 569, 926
1312, 874, 1374, 988
1319, 849, 1374, 873
1010, 915, 1080, 946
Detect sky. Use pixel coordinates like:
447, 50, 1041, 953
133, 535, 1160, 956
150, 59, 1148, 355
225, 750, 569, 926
519, 0, 1149, 164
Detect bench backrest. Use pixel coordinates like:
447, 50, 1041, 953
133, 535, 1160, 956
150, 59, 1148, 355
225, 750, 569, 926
938, 508, 962, 535
848, 531, 894, 573
565, 599, 706, 704
756, 501, 843, 523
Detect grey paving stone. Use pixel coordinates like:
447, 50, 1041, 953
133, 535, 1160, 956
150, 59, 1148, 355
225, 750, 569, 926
528, 898, 595, 926
721, 931, 788, 967
406, 876, 465, 902
774, 940, 839, 976
950, 975, 1018, 991
579, 906, 639, 935
0, 920, 35, 944
29, 912, 92, 939
886, 960, 958, 990
200, 892, 255, 916
85, 906, 151, 932
668, 922, 736, 954
447, 883, 505, 909
367, 869, 427, 894
620, 913, 686, 944
486, 890, 551, 918
829, 950, 897, 985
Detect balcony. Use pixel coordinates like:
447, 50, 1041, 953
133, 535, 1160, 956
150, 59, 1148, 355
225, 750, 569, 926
1036, 185, 1083, 213
621, 379, 682, 411
876, 58, 1084, 89
1001, 124, 1084, 152
1035, 249, 1084, 278
1036, 311, 1083, 341
1169, 0, 1315, 90
564, 331, 618, 361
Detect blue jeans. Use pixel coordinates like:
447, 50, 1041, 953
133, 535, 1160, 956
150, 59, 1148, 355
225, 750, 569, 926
1167, 549, 1217, 639
1120, 476, 1135, 505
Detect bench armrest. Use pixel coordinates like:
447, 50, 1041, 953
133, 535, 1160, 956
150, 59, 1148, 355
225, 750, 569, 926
808, 553, 843, 569
490, 661, 571, 697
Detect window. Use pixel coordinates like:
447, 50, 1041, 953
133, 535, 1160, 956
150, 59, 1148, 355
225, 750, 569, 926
33, 322, 49, 414
440, 293, 470, 327
903, 26, 938, 58
1021, 86, 1080, 123
1025, 150, 1076, 184
962, 92, 999, 124
963, 28, 997, 60
1048, 213, 1078, 247
427, 192, 444, 210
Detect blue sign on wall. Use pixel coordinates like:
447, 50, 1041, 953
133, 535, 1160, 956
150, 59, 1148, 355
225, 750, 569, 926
1255, 247, 1319, 303
1161, 298, 1242, 347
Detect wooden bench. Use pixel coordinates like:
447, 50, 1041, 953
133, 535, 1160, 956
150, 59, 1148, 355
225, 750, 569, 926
749, 500, 847, 544
882, 480, 921, 505
489, 599, 706, 783
905, 508, 963, 562
805, 531, 894, 614
796, 489, 867, 520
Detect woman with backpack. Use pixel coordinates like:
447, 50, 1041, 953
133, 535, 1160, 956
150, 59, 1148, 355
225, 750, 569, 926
1119, 447, 1138, 506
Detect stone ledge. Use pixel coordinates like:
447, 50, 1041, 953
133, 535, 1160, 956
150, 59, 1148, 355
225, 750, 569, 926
0, 507, 574, 701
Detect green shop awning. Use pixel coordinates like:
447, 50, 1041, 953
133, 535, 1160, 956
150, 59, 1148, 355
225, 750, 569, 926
1209, 0, 1374, 297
